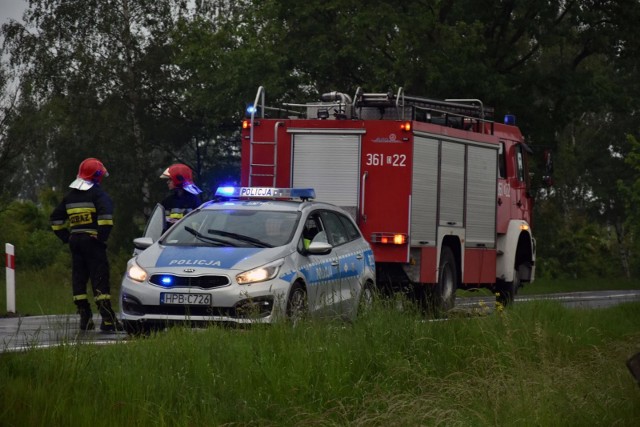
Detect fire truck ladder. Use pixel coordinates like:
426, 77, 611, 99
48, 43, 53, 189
353, 87, 495, 134
247, 86, 277, 187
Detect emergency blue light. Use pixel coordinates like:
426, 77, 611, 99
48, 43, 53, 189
246, 104, 257, 115
216, 186, 236, 197
290, 188, 316, 199
504, 114, 516, 125
160, 276, 173, 286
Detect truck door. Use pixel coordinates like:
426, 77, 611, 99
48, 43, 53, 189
511, 143, 533, 224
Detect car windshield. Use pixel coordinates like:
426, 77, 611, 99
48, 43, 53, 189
161, 209, 300, 248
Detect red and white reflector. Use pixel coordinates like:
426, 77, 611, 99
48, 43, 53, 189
5, 243, 15, 313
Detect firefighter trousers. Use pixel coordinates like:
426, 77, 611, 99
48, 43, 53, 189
69, 233, 111, 303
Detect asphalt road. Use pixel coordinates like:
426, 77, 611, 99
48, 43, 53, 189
2, 290, 639, 353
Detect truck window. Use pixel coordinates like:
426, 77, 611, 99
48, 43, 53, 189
516, 145, 525, 182
498, 142, 506, 179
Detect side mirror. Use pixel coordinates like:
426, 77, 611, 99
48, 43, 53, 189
133, 237, 154, 251
307, 241, 332, 255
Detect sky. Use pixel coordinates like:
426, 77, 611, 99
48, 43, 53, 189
0, 0, 26, 27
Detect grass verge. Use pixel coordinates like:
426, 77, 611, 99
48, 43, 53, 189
1, 300, 639, 426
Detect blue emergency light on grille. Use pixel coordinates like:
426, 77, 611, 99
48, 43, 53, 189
215, 187, 316, 200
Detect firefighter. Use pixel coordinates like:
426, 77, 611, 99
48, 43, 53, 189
159, 163, 202, 230
50, 158, 122, 332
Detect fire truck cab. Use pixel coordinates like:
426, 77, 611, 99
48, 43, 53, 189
240, 86, 535, 312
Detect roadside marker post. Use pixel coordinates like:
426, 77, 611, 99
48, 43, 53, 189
5, 243, 15, 313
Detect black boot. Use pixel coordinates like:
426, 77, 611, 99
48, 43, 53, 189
97, 299, 123, 332
76, 301, 95, 331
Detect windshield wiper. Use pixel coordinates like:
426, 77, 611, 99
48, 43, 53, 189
184, 226, 235, 247
207, 229, 273, 248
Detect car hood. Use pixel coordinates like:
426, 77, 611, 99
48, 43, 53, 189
136, 244, 293, 271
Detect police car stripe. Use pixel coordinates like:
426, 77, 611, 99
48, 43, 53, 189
280, 248, 373, 285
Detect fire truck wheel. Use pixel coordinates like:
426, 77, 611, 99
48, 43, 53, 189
287, 282, 308, 325
495, 266, 521, 306
432, 246, 457, 314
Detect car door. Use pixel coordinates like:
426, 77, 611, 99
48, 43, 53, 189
300, 211, 339, 317
133, 204, 166, 256
319, 210, 364, 317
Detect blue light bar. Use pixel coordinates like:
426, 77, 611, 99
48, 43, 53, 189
216, 186, 236, 197
504, 114, 516, 125
290, 188, 316, 199
246, 104, 257, 115
160, 276, 173, 286
215, 187, 315, 200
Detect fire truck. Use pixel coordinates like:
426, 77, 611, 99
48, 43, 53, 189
240, 86, 535, 312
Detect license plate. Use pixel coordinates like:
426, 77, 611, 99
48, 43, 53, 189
160, 293, 212, 305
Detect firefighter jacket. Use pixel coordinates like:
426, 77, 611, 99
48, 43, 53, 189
161, 188, 201, 225
50, 185, 114, 244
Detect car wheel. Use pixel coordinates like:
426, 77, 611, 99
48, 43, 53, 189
357, 281, 375, 317
286, 283, 308, 326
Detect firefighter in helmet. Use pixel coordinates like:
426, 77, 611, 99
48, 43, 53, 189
159, 163, 202, 230
50, 158, 122, 332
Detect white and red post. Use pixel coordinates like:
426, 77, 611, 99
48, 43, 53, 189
5, 243, 15, 313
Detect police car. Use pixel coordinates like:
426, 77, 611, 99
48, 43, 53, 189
120, 187, 376, 333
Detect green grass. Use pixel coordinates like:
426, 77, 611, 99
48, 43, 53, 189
1, 300, 639, 426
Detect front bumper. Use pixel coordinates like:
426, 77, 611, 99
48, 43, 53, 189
119, 275, 291, 325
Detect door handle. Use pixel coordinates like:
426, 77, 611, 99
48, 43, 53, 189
356, 254, 363, 260
331, 261, 339, 267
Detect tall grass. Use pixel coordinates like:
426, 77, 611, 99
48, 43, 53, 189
1, 300, 639, 426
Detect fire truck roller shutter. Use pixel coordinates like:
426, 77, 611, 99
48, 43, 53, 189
466, 145, 498, 247
291, 133, 360, 217
439, 142, 465, 227
411, 137, 439, 245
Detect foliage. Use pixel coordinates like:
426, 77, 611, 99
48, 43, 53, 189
0, 0, 639, 275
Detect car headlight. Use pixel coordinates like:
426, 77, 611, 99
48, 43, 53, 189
127, 260, 148, 282
236, 259, 284, 285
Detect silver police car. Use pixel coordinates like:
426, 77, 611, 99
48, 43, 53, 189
120, 187, 376, 333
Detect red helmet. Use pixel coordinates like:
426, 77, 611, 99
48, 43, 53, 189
77, 158, 108, 183
160, 163, 194, 187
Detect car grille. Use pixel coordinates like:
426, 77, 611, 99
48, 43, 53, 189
148, 274, 230, 289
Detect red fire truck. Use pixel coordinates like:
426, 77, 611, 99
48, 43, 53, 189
240, 86, 535, 312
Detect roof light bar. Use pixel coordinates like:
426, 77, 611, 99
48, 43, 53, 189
215, 187, 316, 200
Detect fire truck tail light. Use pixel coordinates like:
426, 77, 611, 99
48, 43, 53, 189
400, 122, 411, 131
242, 120, 250, 129
371, 232, 407, 245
